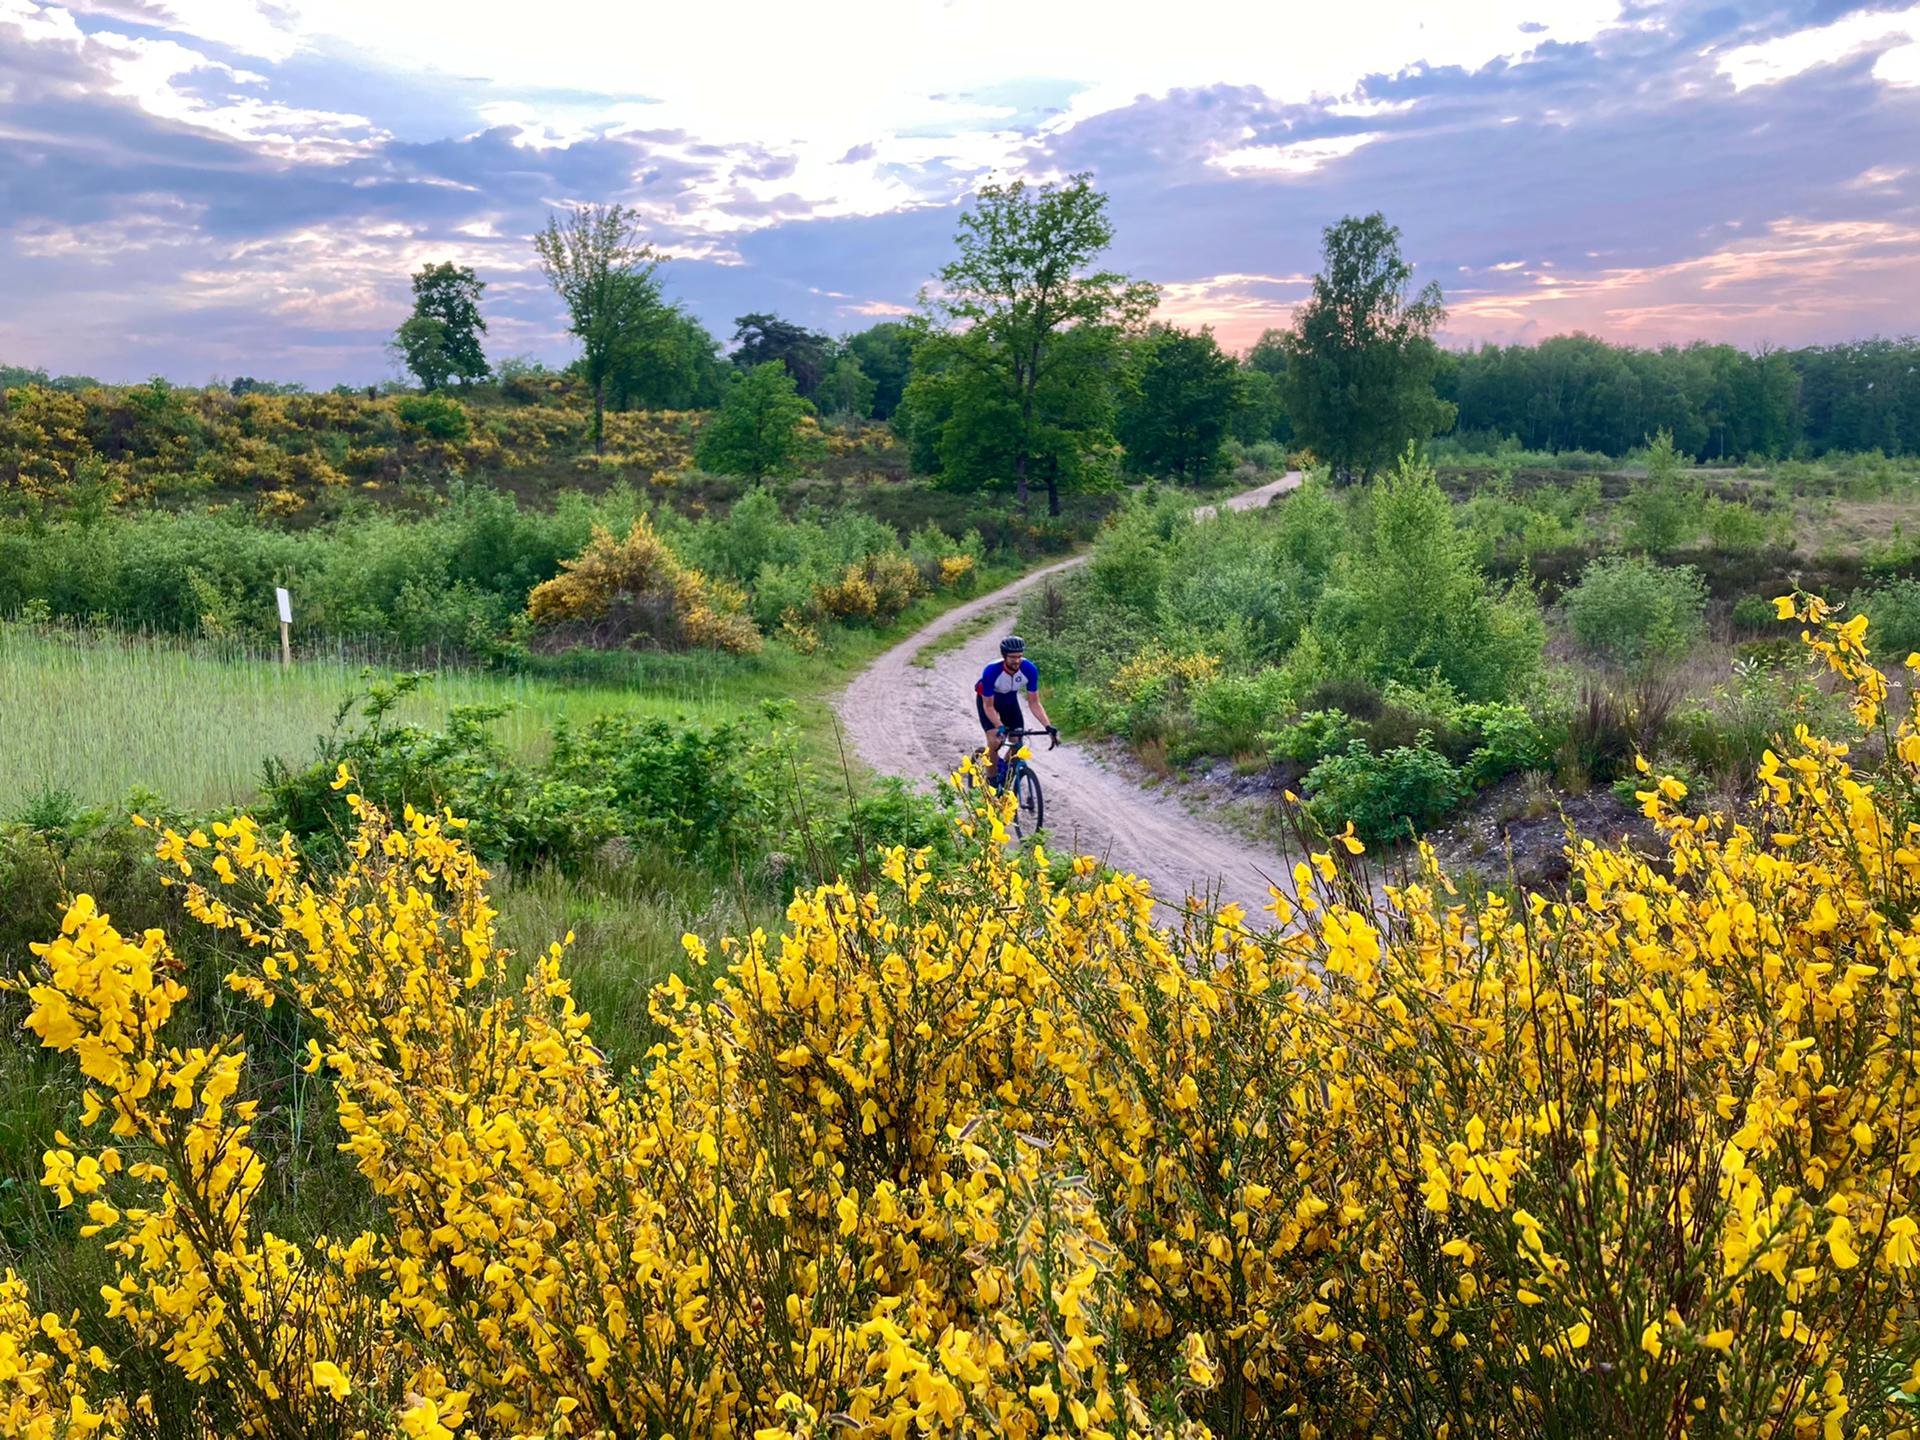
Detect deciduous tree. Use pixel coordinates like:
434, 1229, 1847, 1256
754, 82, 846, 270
534, 205, 664, 453
1119, 325, 1242, 481
922, 173, 1155, 513
845, 322, 916, 419
696, 361, 814, 479
393, 262, 488, 390
1281, 213, 1451, 483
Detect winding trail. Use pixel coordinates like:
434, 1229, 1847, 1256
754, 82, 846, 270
838, 473, 1303, 918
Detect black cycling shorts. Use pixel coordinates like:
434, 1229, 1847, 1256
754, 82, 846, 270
976, 692, 1025, 732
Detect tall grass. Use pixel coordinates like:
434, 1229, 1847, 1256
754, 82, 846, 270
0, 623, 733, 811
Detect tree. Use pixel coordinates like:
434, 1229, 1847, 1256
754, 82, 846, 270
392, 263, 488, 391
845, 322, 916, 419
816, 352, 876, 422
1237, 328, 1293, 445
606, 308, 729, 411
923, 172, 1156, 513
1119, 326, 1242, 480
729, 314, 833, 398
906, 325, 1121, 509
695, 362, 814, 479
392, 317, 454, 392
1280, 213, 1452, 483
534, 205, 665, 453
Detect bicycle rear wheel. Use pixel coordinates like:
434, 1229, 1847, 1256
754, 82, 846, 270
1012, 766, 1044, 837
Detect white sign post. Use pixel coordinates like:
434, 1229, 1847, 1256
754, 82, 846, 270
276, 587, 292, 667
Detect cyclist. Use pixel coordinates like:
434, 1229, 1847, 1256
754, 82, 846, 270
975, 635, 1056, 783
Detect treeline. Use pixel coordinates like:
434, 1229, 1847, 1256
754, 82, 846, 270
1434, 333, 1920, 461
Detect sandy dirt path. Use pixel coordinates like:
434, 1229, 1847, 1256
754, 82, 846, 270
837, 473, 1303, 918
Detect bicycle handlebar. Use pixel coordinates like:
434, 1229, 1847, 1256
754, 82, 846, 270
998, 726, 1060, 751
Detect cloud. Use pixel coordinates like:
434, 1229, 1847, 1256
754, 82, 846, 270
1443, 216, 1920, 345
1716, 3, 1920, 90
1209, 132, 1381, 176
2, 0, 1918, 384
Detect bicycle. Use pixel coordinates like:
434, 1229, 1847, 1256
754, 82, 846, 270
991, 726, 1057, 838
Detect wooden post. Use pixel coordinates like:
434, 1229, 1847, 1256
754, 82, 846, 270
276, 587, 292, 668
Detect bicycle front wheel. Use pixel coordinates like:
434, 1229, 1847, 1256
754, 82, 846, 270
1013, 766, 1044, 837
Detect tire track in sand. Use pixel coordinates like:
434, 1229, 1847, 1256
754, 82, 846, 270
836, 473, 1303, 918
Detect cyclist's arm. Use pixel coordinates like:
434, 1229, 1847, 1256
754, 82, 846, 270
1026, 690, 1053, 731
978, 682, 1008, 731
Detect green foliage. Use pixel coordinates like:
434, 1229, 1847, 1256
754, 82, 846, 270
392, 392, 471, 442
605, 309, 730, 411
394, 262, 488, 389
1188, 670, 1292, 756
1339, 449, 1543, 701
1702, 497, 1778, 553
816, 354, 876, 422
1564, 553, 1708, 670
1303, 736, 1462, 841
845, 323, 916, 419
1232, 333, 1292, 446
1851, 577, 1920, 660
903, 326, 1121, 513
1456, 699, 1555, 786
696, 362, 815, 479
916, 172, 1155, 515
1265, 708, 1361, 766
1119, 326, 1242, 480
1279, 213, 1453, 483
730, 314, 832, 397
261, 676, 794, 872
534, 204, 665, 452
1731, 593, 1777, 631
1624, 429, 1703, 553
1437, 334, 1920, 460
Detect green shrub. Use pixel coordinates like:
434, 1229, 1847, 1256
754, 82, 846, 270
393, 393, 471, 442
261, 677, 794, 873
1265, 709, 1362, 767
1342, 450, 1543, 701
1187, 670, 1292, 757
1456, 700, 1553, 786
1731, 593, 1777, 632
1563, 554, 1707, 670
1851, 578, 1920, 660
1624, 430, 1701, 553
1303, 737, 1462, 843
1702, 498, 1777, 553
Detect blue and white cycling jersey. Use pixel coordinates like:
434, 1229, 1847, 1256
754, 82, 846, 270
976, 658, 1039, 704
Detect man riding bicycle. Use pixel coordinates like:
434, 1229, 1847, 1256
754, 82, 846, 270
976, 635, 1056, 783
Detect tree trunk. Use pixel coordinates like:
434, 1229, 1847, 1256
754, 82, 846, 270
1016, 384, 1034, 513
593, 378, 606, 455
1046, 471, 1060, 518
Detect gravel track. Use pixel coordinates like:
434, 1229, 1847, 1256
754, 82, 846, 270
836, 473, 1303, 917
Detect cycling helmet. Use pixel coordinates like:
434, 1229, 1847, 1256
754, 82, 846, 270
999, 635, 1026, 656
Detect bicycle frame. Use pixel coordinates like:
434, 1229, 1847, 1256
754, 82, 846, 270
991, 727, 1056, 837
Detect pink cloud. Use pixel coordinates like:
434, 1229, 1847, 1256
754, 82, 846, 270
1443, 216, 1920, 347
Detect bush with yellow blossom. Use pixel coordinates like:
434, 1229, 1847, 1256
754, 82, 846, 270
526, 515, 761, 654
9, 596, 1920, 1437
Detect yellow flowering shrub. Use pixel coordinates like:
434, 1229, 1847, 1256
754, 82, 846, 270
811, 565, 878, 622
526, 516, 761, 654
11, 599, 1920, 1437
0, 1268, 125, 1437
937, 553, 976, 590
777, 607, 823, 655
1108, 645, 1221, 704
0, 385, 92, 496
811, 554, 924, 625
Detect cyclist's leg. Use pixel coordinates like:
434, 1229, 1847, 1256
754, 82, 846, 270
994, 696, 1027, 785
974, 694, 1002, 782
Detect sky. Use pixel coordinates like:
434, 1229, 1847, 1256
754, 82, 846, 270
2, 0, 1918, 386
